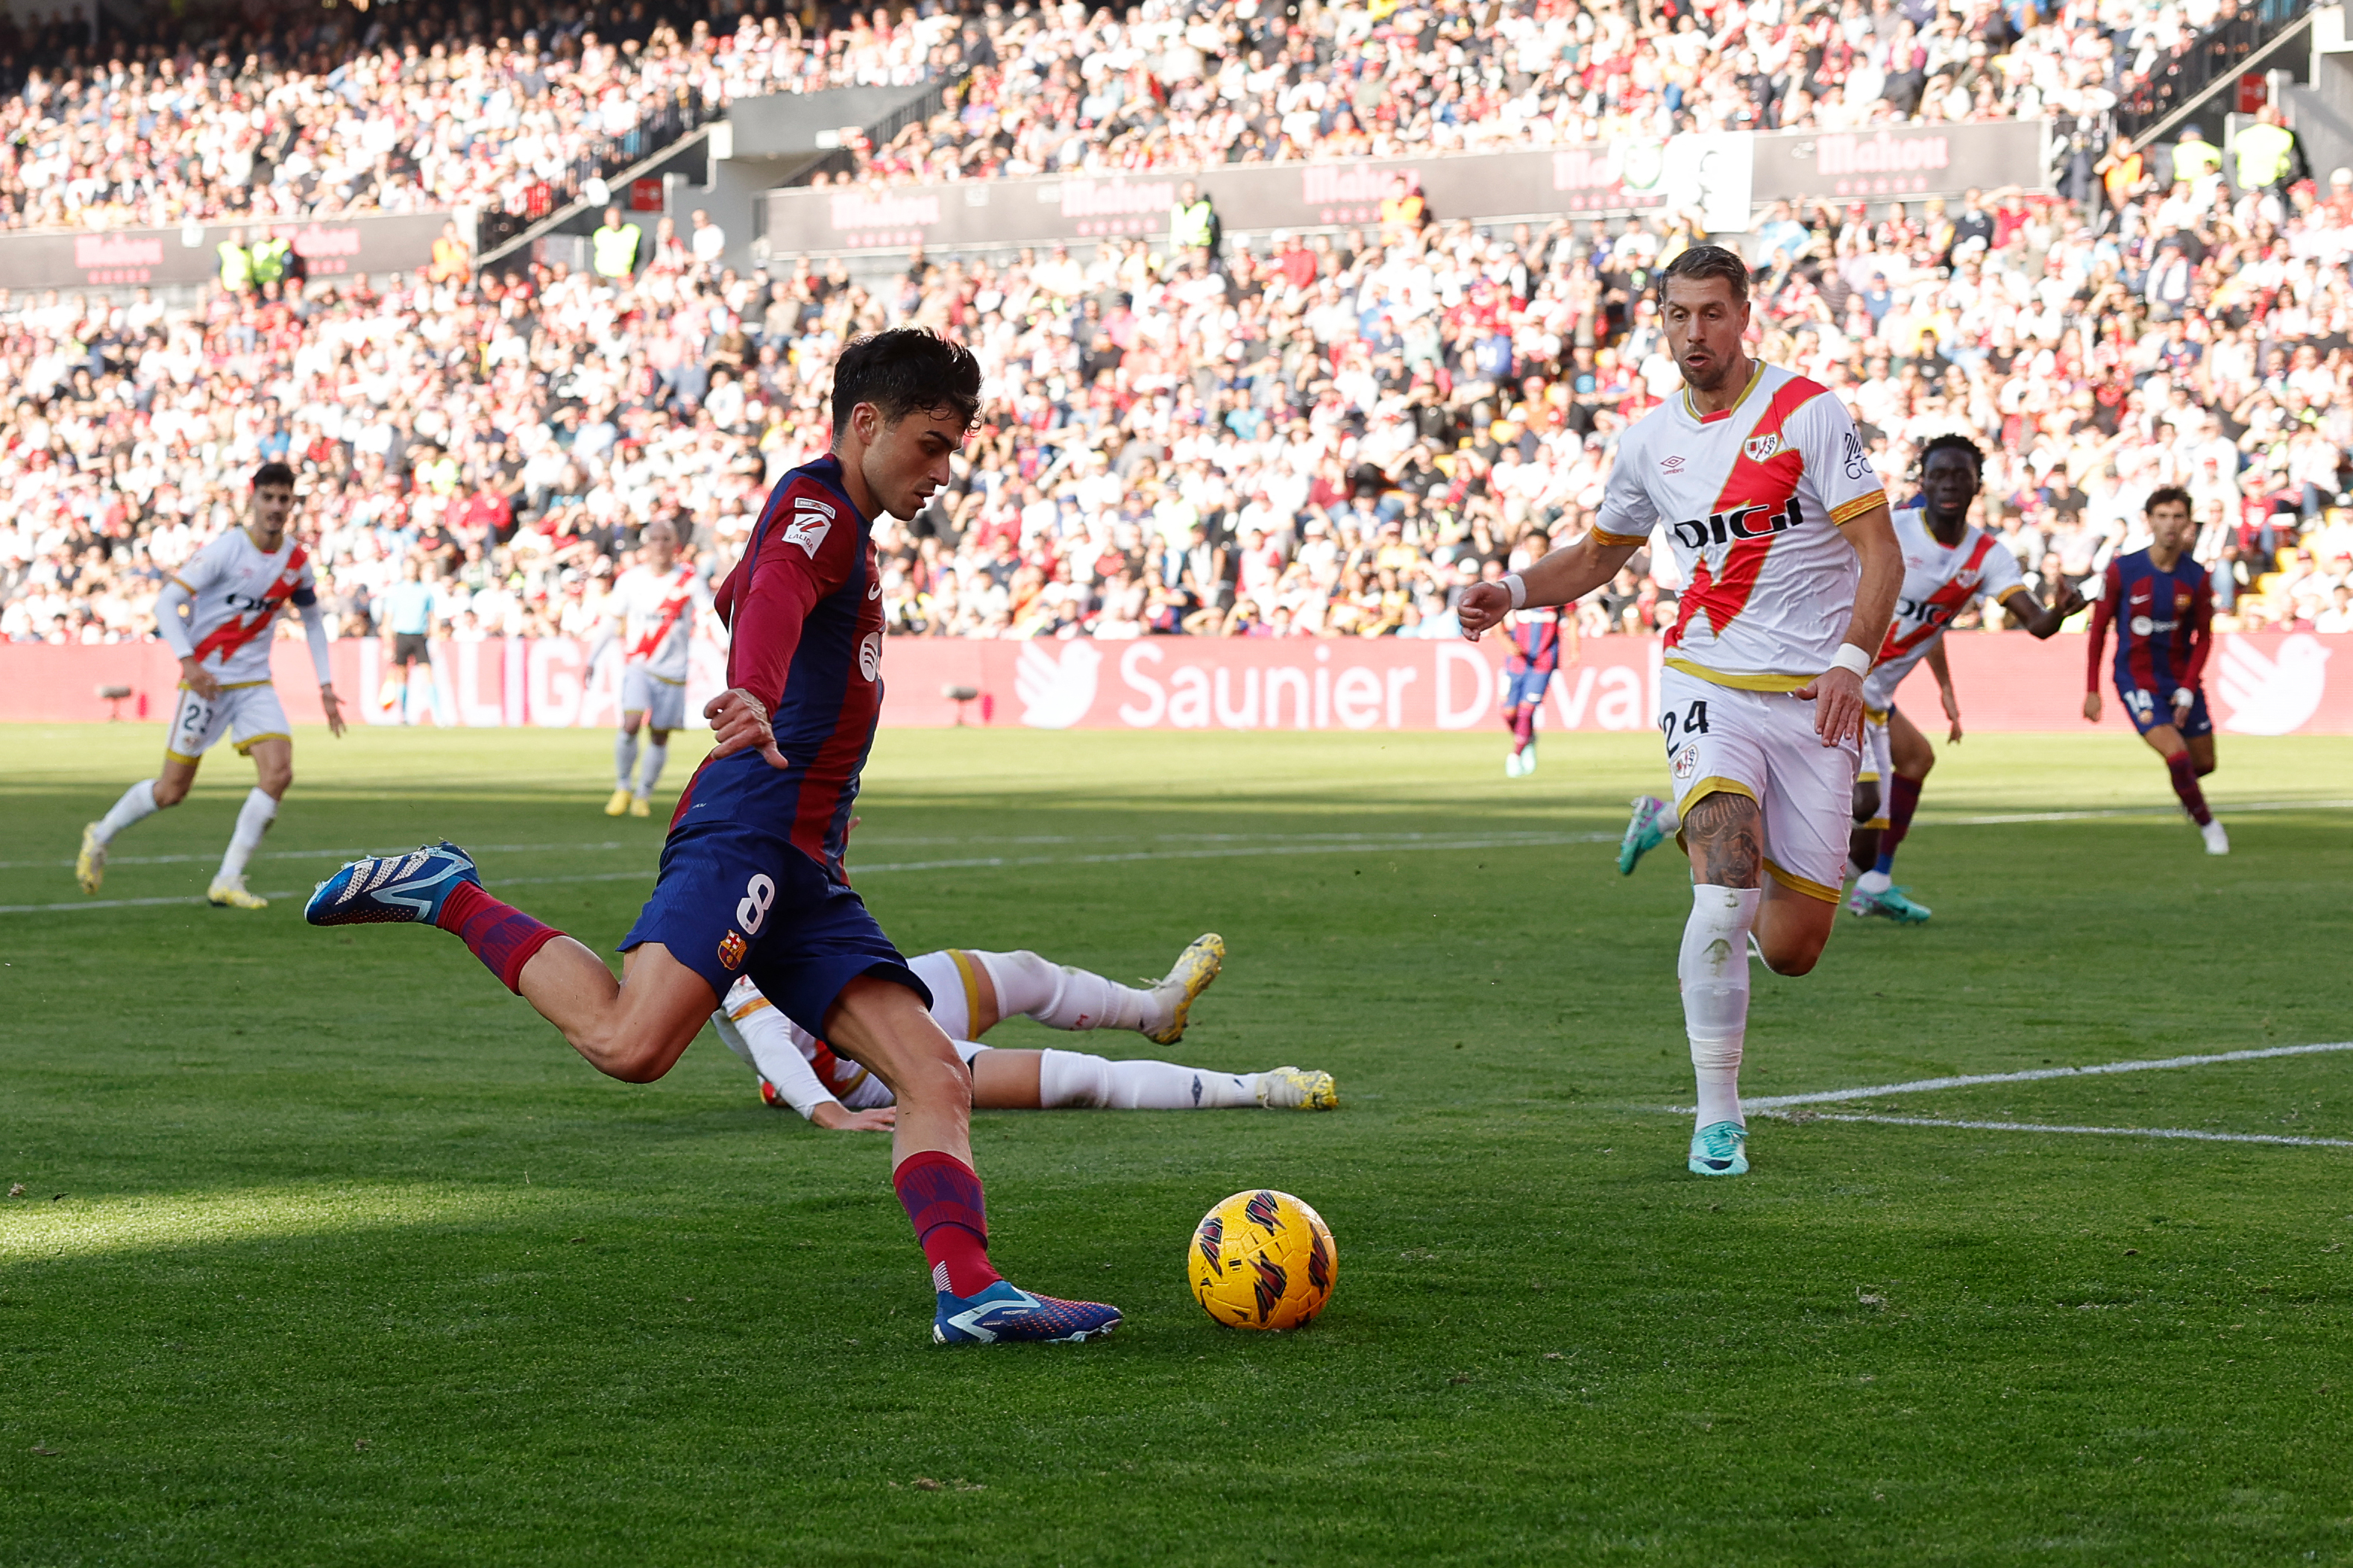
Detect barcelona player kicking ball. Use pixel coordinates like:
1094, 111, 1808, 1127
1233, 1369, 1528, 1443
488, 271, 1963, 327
2084, 486, 2228, 855
306, 332, 1120, 1344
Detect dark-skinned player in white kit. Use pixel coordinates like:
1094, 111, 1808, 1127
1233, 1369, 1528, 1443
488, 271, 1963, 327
1458, 245, 1903, 1179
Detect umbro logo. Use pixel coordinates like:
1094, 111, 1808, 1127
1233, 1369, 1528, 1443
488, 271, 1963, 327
1661, 456, 1687, 472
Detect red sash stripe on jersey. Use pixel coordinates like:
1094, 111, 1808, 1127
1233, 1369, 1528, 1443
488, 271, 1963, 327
189, 547, 308, 667
1876, 533, 1997, 662
1668, 380, 1818, 652
630, 566, 697, 662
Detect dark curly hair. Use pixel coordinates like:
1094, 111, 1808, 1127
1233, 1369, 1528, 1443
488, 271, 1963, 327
1916, 432, 1984, 479
831, 328, 983, 433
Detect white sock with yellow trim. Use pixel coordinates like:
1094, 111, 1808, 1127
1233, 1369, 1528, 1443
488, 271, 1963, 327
974, 949, 1150, 1033
1680, 883, 1759, 1130
217, 787, 279, 884
93, 779, 161, 846
638, 740, 668, 798
615, 728, 639, 788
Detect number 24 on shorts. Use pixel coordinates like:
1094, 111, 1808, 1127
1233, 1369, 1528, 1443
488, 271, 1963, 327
1659, 699, 1712, 752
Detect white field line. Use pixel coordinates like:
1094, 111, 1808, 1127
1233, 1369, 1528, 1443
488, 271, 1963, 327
1744, 1040, 2353, 1110
0, 830, 1618, 915
1930, 797, 2353, 825
8, 796, 2347, 875
1755, 1111, 2353, 1150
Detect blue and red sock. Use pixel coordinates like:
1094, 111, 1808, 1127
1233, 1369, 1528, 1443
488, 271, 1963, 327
893, 1150, 1002, 1297
1874, 774, 1923, 874
435, 880, 563, 994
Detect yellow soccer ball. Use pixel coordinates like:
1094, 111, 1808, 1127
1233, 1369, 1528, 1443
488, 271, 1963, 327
1188, 1188, 1336, 1331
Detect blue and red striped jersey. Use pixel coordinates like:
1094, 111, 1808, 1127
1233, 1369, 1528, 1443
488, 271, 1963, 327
2085, 547, 2213, 696
1506, 607, 1567, 672
692, 454, 885, 884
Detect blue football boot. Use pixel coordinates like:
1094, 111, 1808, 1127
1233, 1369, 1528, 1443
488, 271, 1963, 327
306, 841, 482, 927
932, 1278, 1122, 1345
1688, 1120, 1750, 1177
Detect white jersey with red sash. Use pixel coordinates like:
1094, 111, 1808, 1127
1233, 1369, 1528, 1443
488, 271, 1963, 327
169, 528, 318, 687
610, 563, 702, 682
1860, 506, 2024, 711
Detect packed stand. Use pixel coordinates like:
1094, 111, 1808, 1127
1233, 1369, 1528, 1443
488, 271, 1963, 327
5, 127, 2353, 651
0, 0, 2261, 233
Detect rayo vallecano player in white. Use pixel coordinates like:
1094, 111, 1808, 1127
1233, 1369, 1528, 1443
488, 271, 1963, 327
587, 515, 707, 817
711, 935, 1337, 1128
78, 462, 348, 908
1458, 245, 1902, 1180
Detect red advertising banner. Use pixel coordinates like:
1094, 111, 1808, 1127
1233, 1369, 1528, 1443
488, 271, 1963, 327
2, 633, 2344, 736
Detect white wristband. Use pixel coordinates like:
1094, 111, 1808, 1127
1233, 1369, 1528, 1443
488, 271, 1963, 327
1829, 643, 1871, 678
1504, 573, 1528, 611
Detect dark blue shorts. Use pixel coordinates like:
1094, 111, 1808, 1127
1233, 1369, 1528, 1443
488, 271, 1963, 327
1504, 666, 1554, 708
2119, 683, 2212, 740
618, 825, 929, 1030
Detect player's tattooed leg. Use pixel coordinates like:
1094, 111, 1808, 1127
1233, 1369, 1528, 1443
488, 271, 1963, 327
1683, 791, 1762, 888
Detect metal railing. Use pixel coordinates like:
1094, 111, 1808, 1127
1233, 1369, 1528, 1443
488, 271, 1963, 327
477, 86, 716, 254
2117, 0, 2317, 142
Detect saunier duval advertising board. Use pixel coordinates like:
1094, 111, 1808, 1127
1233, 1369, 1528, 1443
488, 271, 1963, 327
760, 133, 1756, 256
0, 212, 465, 291
1748, 120, 2050, 204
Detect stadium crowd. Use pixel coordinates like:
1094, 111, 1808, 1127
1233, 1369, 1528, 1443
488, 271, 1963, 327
0, 0, 2236, 233
6, 145, 2353, 653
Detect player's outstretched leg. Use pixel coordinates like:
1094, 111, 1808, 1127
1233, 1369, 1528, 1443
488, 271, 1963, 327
1025, 1050, 1336, 1112
1849, 712, 1932, 921
824, 977, 1119, 1345
973, 935, 1224, 1048
1618, 796, 1676, 876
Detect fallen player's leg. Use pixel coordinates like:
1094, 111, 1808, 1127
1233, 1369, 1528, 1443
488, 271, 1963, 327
917, 936, 1223, 1047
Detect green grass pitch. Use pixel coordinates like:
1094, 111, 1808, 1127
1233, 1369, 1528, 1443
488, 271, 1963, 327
4, 720, 2352, 1565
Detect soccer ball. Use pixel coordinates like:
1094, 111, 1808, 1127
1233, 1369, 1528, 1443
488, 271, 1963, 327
1188, 1188, 1336, 1332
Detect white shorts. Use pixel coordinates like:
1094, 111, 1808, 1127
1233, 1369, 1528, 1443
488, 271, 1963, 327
621, 664, 687, 731
833, 1038, 992, 1110
1858, 708, 1892, 828
908, 948, 983, 1041
1658, 667, 1858, 904
167, 681, 289, 763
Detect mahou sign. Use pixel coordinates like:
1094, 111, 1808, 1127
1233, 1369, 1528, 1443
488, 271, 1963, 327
1748, 119, 2049, 205
761, 133, 1758, 254
0, 211, 465, 292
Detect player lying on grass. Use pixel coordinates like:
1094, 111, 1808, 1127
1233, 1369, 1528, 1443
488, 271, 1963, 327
305, 330, 1125, 1346
2084, 485, 2228, 856
1842, 433, 2085, 923
1462, 245, 1902, 1181
713, 936, 1338, 1128
79, 462, 348, 909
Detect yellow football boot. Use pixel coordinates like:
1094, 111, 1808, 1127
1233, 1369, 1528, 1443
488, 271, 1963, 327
604, 787, 633, 816
77, 824, 107, 895
1257, 1067, 1338, 1112
629, 795, 652, 817
207, 877, 268, 910
1140, 932, 1224, 1046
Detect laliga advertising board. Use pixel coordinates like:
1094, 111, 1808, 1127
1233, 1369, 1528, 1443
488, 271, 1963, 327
2, 633, 2346, 733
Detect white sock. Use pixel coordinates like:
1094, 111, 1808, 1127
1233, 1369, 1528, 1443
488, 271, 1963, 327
976, 949, 1150, 1032
1856, 869, 1892, 895
1655, 798, 1681, 834
638, 740, 668, 798
216, 787, 278, 884
92, 778, 161, 845
1037, 1048, 1258, 1109
1844, 855, 1867, 884
1681, 883, 1759, 1130
615, 728, 640, 788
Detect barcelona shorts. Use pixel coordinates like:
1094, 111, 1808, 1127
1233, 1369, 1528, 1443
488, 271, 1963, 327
1504, 665, 1554, 709
619, 825, 929, 1030
2119, 683, 2212, 740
